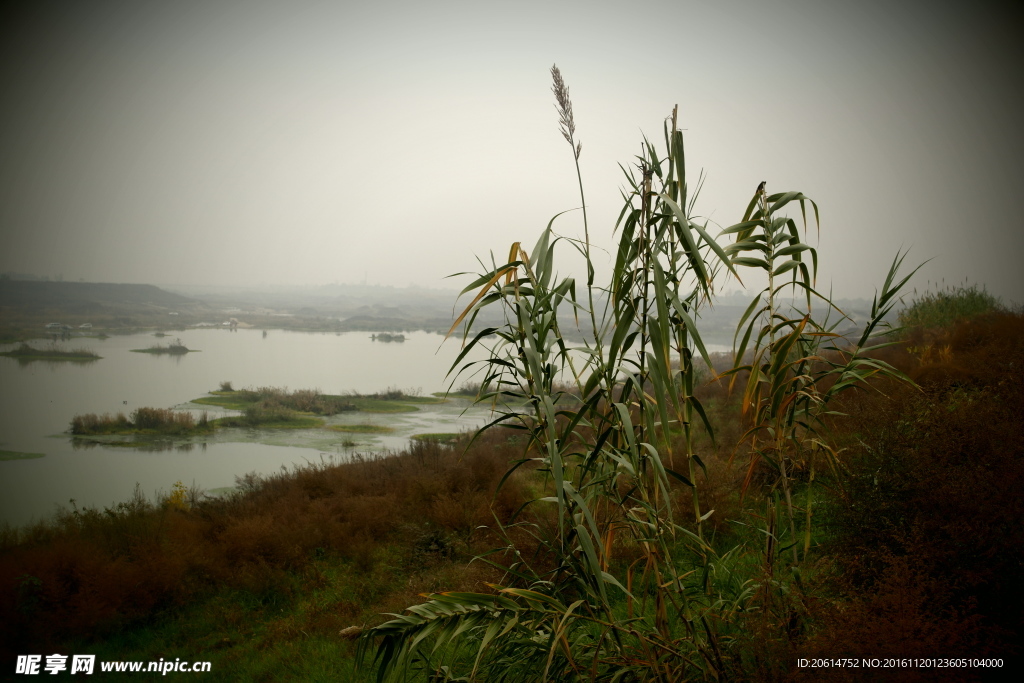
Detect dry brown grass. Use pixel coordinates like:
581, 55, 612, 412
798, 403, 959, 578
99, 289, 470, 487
0, 429, 533, 658
806, 311, 1024, 666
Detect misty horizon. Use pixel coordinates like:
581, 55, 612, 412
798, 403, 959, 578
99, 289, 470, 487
2, 0, 1022, 303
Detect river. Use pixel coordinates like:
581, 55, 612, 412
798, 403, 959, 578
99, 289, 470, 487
0, 328, 494, 527
0, 327, 731, 528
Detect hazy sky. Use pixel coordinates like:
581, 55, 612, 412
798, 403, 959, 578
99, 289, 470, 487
1, 0, 1022, 302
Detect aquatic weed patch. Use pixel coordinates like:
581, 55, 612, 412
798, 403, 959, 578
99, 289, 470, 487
0, 449, 45, 461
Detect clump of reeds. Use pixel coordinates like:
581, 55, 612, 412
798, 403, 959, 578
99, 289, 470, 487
70, 408, 208, 435
235, 386, 355, 415
240, 404, 306, 426
71, 412, 131, 435
448, 380, 481, 397
362, 386, 417, 401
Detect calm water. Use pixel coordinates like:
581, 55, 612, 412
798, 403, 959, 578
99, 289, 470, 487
0, 329, 493, 527
0, 328, 730, 528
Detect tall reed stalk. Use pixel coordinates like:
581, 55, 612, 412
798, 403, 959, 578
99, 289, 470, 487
722, 181, 919, 567
357, 66, 918, 682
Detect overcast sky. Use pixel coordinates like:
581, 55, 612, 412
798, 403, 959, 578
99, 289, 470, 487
1, 0, 1021, 302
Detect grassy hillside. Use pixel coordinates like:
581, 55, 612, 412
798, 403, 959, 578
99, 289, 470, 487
0, 280, 209, 342
0, 280, 194, 311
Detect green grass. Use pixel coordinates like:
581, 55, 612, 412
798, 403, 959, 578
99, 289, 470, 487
53, 552, 397, 681
327, 424, 394, 434
0, 449, 45, 461
343, 397, 421, 413
191, 392, 260, 411
192, 387, 442, 415
410, 433, 460, 445
191, 388, 356, 415
215, 414, 324, 430
47, 543, 473, 682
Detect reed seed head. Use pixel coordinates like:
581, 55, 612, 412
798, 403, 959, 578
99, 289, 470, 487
550, 64, 581, 159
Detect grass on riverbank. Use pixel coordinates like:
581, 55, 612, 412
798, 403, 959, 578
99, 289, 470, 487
0, 434, 531, 674
0, 342, 100, 362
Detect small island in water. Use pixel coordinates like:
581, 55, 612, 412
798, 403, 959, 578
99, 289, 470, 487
0, 343, 100, 362
130, 338, 195, 355
69, 385, 447, 443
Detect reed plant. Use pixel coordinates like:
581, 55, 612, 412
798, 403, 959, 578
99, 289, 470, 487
357, 66, 920, 681
70, 408, 207, 436
722, 187, 918, 567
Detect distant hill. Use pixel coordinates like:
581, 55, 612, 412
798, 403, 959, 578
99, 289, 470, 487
0, 281, 195, 313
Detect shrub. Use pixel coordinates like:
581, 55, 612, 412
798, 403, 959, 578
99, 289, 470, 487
898, 283, 1003, 331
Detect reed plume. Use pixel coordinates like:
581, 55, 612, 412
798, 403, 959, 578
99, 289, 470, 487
550, 64, 581, 159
